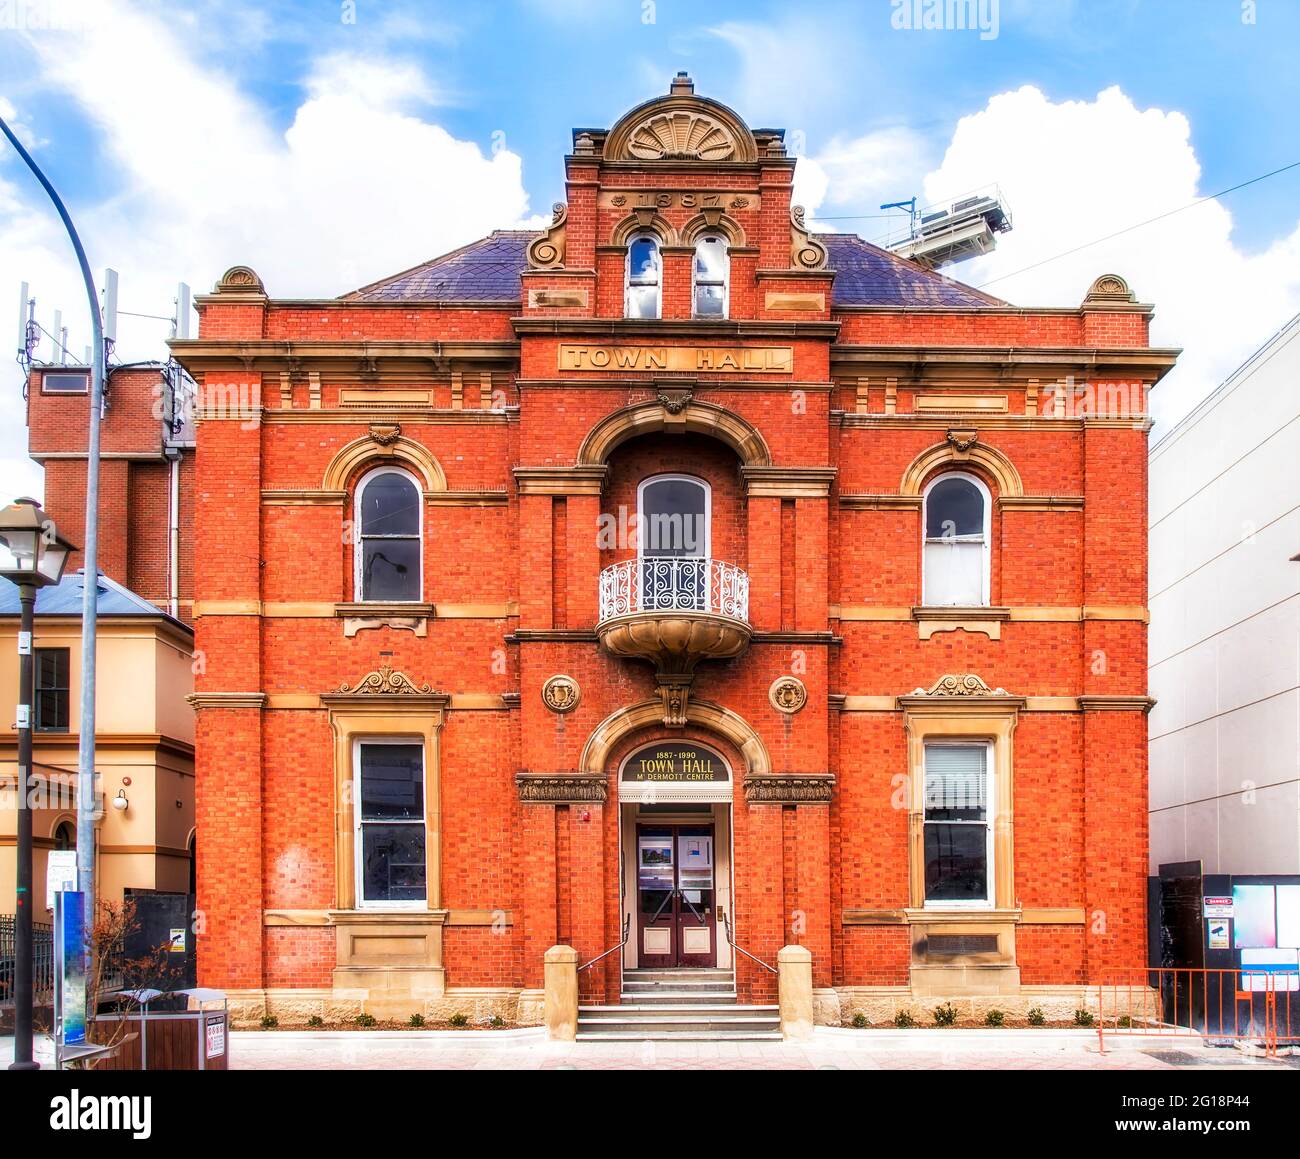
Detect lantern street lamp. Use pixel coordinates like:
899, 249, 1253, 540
0, 498, 75, 1070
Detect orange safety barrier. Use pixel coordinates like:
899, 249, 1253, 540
1097, 967, 1300, 1058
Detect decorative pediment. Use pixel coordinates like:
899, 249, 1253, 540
790, 206, 828, 271
909, 674, 1012, 698
604, 75, 759, 164
214, 265, 265, 294
333, 665, 434, 696
526, 203, 568, 270
1083, 273, 1136, 304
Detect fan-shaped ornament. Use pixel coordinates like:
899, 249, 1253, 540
628, 112, 737, 161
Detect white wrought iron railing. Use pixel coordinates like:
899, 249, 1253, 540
598, 557, 750, 623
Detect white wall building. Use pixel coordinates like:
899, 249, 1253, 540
1149, 314, 1300, 874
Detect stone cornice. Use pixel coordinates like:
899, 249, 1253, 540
186, 692, 267, 711
510, 317, 841, 340
513, 465, 609, 495
515, 772, 608, 804
169, 338, 521, 373
1078, 695, 1156, 714
744, 773, 835, 804
741, 465, 837, 498
830, 343, 1180, 377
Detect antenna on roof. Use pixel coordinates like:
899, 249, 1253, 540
102, 268, 119, 346
880, 186, 1012, 269
172, 282, 191, 340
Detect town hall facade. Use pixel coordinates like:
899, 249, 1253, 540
176, 76, 1174, 1026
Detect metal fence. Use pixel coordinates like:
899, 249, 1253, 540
1099, 968, 1300, 1058
0, 914, 54, 1002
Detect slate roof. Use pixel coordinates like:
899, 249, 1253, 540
0, 569, 186, 628
340, 228, 1006, 308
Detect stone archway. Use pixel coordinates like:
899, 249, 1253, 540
580, 697, 772, 779
321, 434, 448, 492
577, 399, 772, 469
899, 438, 1023, 497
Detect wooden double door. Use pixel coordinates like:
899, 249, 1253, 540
635, 823, 717, 968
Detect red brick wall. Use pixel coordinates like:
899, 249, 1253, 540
184, 112, 1157, 1006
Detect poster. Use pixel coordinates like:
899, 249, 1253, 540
55, 891, 87, 1048
45, 850, 77, 911
1207, 918, 1230, 949
1233, 884, 1277, 949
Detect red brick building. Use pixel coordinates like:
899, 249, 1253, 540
26, 361, 194, 623
175, 77, 1175, 1027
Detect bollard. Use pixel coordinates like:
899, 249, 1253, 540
544, 945, 580, 1042
777, 944, 814, 1041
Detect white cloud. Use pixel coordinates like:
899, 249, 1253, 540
0, 0, 536, 503
911, 85, 1300, 433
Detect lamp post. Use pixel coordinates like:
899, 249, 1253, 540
0, 498, 74, 1070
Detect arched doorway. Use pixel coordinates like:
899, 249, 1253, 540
619, 739, 734, 969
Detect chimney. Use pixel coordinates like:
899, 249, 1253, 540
670, 72, 694, 95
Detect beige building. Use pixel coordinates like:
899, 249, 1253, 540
1149, 313, 1300, 873
0, 569, 195, 918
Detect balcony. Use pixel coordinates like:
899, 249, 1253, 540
597, 559, 751, 724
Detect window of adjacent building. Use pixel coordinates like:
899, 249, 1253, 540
626, 234, 662, 319
355, 467, 422, 602
34, 647, 70, 732
354, 740, 427, 907
693, 234, 729, 318
41, 371, 90, 394
923, 742, 993, 905
922, 473, 990, 606
637, 474, 710, 611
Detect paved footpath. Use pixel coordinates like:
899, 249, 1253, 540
225, 1028, 1293, 1071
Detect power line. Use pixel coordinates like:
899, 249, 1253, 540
974, 159, 1300, 289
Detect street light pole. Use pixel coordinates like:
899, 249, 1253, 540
0, 115, 104, 919
0, 498, 74, 1072
11, 581, 37, 1070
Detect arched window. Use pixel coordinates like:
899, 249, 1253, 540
922, 473, 990, 606
693, 234, 729, 318
355, 467, 423, 602
54, 821, 75, 851
625, 234, 662, 319
637, 474, 711, 610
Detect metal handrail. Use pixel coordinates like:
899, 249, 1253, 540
598, 556, 750, 623
719, 907, 777, 974
578, 913, 631, 973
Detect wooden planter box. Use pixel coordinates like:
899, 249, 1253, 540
89, 1009, 229, 1070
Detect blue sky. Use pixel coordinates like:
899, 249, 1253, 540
2, 0, 1299, 494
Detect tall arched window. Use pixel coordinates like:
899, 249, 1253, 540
693, 234, 729, 318
922, 473, 990, 606
625, 234, 662, 319
638, 474, 711, 610
54, 821, 75, 851
355, 467, 423, 602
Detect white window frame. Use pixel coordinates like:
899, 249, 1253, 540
691, 233, 730, 320
353, 737, 428, 910
922, 739, 995, 909
636, 473, 712, 560
921, 470, 991, 606
625, 233, 662, 319
353, 465, 424, 603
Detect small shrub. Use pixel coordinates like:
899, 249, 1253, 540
932, 1002, 958, 1026
1027, 1006, 1046, 1026
409, 1013, 426, 1028
1074, 1008, 1095, 1027
984, 1009, 1005, 1027
850, 1012, 869, 1029
260, 1014, 278, 1030
355, 1012, 376, 1027
1116, 1015, 1132, 1029
306, 1015, 323, 1028
448, 1012, 469, 1027
489, 1015, 505, 1028
893, 1009, 916, 1028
